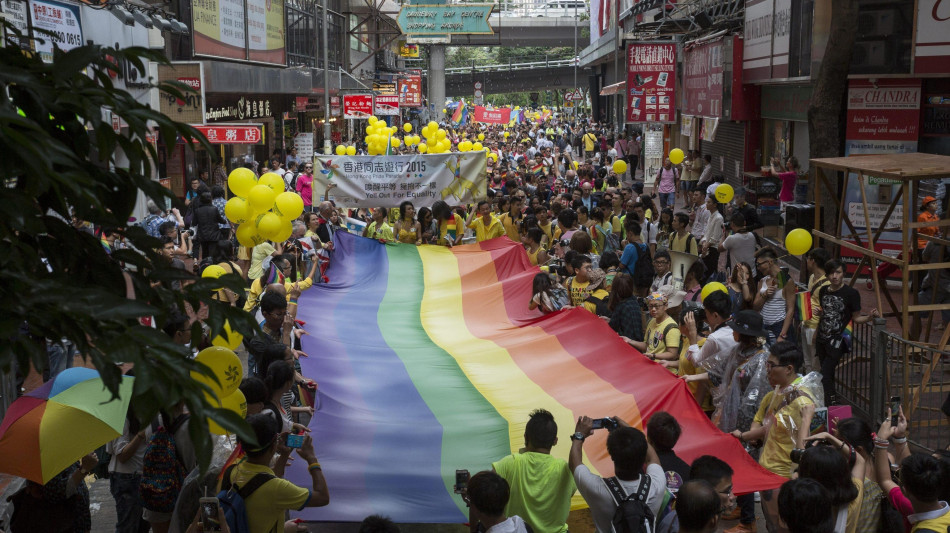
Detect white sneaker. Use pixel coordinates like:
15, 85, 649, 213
754, 491, 760, 503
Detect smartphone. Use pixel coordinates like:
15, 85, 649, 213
286, 433, 305, 449
889, 396, 901, 426
453, 469, 470, 494
199, 497, 222, 531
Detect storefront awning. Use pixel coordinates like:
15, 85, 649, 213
600, 82, 626, 96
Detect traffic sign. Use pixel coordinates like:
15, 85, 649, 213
564, 90, 583, 101
397, 4, 494, 36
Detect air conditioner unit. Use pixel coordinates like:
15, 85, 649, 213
857, 9, 896, 36
852, 40, 889, 68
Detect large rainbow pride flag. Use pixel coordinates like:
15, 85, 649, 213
289, 232, 785, 522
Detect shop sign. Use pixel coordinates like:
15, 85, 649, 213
760, 84, 812, 121
914, 0, 950, 74
374, 95, 400, 116
192, 124, 264, 144
344, 94, 373, 119
743, 0, 792, 82
205, 95, 274, 122
158, 63, 205, 125
398, 73, 423, 108
373, 81, 397, 95
684, 38, 724, 118
295, 132, 314, 160
626, 42, 676, 124
192, 0, 285, 65
2, 0, 30, 48
29, 0, 82, 63
398, 41, 420, 58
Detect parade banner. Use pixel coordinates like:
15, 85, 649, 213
313, 152, 488, 208
288, 232, 787, 523
626, 42, 676, 124
473, 106, 511, 124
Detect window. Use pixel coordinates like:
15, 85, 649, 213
349, 14, 369, 53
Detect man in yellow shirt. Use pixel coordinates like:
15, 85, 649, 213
582, 130, 597, 159
226, 413, 329, 533
564, 255, 610, 315
500, 195, 525, 242
801, 247, 830, 373
626, 290, 682, 369
467, 200, 505, 242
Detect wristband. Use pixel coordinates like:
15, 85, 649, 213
289, 298, 299, 305
893, 436, 907, 444
308, 462, 322, 472
874, 443, 889, 450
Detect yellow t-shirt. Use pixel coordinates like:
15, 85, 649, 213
538, 222, 554, 247
755, 384, 815, 478
438, 213, 465, 245
568, 278, 591, 307
804, 274, 829, 329
249, 242, 276, 280
583, 132, 597, 152
669, 232, 699, 255
492, 452, 576, 533
644, 316, 681, 363
679, 339, 714, 410
468, 216, 505, 242
229, 461, 311, 533
366, 221, 394, 241
500, 212, 522, 242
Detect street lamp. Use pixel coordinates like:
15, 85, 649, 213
322, 0, 331, 154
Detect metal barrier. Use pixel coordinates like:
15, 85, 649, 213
837, 319, 949, 452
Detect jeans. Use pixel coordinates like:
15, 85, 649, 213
763, 320, 795, 347
46, 340, 77, 381
800, 325, 819, 373
659, 191, 675, 209
816, 338, 845, 405
737, 493, 755, 524
917, 287, 950, 324
111, 472, 149, 533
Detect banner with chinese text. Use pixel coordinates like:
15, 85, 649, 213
343, 94, 374, 119
473, 106, 511, 124
313, 153, 488, 208
626, 43, 676, 124
398, 72, 423, 108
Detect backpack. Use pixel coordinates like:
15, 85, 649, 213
140, 414, 190, 513
599, 222, 621, 254
604, 475, 655, 533
217, 464, 275, 533
633, 243, 655, 290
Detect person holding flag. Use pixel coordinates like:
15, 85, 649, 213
432, 200, 464, 247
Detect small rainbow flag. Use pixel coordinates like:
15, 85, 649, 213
263, 262, 285, 285
451, 100, 467, 126
796, 291, 812, 322
843, 321, 853, 340
444, 217, 458, 242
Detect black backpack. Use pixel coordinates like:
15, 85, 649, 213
604, 475, 655, 533
633, 243, 655, 290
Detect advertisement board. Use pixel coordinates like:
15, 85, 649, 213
683, 38, 724, 118
29, 0, 83, 63
914, 0, 950, 74
374, 95, 400, 116
2, 0, 30, 48
626, 43, 676, 124
398, 73, 422, 108
157, 62, 206, 125
343, 94, 374, 119
473, 106, 511, 124
743, 0, 791, 82
313, 153, 488, 208
192, 124, 264, 144
192, 0, 285, 64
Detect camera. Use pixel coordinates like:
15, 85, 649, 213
591, 417, 619, 431
453, 469, 470, 494
790, 438, 830, 463
285, 433, 305, 448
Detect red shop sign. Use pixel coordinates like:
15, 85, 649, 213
192, 125, 263, 144
343, 94, 373, 119
626, 42, 677, 124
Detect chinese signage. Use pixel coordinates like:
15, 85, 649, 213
343, 94, 373, 119
374, 95, 400, 116
683, 39, 724, 118
398, 40, 419, 58
914, 0, 950, 74
396, 4, 494, 36
205, 95, 277, 122
192, 124, 264, 144
398, 73, 423, 108
626, 43, 676, 124
313, 153, 488, 208
158, 63, 206, 125
295, 133, 314, 160
29, 0, 82, 63
473, 106, 511, 124
743, 0, 791, 82
373, 81, 397, 95
192, 0, 285, 65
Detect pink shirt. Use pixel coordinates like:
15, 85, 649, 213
296, 173, 313, 206
657, 167, 677, 194
778, 170, 796, 202
888, 486, 913, 532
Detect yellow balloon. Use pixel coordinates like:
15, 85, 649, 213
235, 222, 264, 247
613, 160, 628, 174
256, 212, 282, 239
504, 131, 510, 139
201, 265, 226, 290
206, 389, 247, 435
403, 123, 412, 133
192, 346, 242, 398
368, 116, 378, 125
442, 109, 447, 114
273, 191, 304, 219
346, 145, 356, 156
489, 153, 499, 162
700, 282, 729, 303
391, 137, 401, 148
427, 121, 438, 130
224, 197, 251, 224
572, 160, 579, 170
258, 172, 286, 194
335, 145, 346, 155
248, 184, 277, 213
473, 142, 483, 151
418, 143, 428, 153
227, 167, 257, 198
477, 133, 485, 141
273, 220, 294, 243
715, 184, 735, 204
669, 148, 685, 165
436, 129, 447, 141
785, 228, 813, 255
211, 320, 244, 351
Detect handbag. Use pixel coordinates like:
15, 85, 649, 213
8, 483, 78, 533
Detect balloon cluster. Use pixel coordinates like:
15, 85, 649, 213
225, 169, 305, 247
419, 121, 452, 154
191, 346, 247, 435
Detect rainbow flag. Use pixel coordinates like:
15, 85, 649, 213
288, 232, 785, 522
451, 100, 467, 126
796, 291, 812, 322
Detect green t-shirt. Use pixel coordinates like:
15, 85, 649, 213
492, 452, 576, 533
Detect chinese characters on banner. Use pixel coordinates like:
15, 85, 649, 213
626, 43, 676, 124
683, 39, 723, 118
398, 72, 423, 108
374, 95, 400, 116
343, 94, 374, 119
192, 125, 264, 144
472, 106, 511, 124
313, 153, 488, 208
191, 0, 285, 64
29, 0, 82, 63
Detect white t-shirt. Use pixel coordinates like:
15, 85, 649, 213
641, 219, 657, 245
486, 515, 531, 533
721, 232, 757, 269
574, 463, 668, 533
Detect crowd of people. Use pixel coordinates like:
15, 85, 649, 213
22, 117, 950, 533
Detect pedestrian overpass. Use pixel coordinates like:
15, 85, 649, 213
442, 58, 581, 96
451, 12, 588, 47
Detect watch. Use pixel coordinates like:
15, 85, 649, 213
570, 432, 586, 442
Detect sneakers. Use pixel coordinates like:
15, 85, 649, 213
724, 523, 756, 533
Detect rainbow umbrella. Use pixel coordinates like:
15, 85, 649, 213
0, 367, 134, 483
